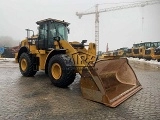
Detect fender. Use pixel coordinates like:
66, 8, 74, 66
16, 46, 30, 62
45, 49, 66, 74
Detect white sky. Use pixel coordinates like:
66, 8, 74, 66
0, 0, 160, 51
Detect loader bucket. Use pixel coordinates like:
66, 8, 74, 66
80, 58, 142, 107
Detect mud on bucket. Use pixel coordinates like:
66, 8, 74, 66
80, 58, 142, 107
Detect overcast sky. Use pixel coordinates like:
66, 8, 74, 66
0, 0, 160, 51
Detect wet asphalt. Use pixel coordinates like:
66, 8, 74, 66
0, 59, 160, 120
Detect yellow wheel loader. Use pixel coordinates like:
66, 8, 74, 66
142, 42, 158, 60
151, 46, 160, 62
126, 48, 134, 57
15, 18, 142, 107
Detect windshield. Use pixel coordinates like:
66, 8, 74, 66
50, 22, 68, 40
153, 42, 160, 47
144, 43, 151, 48
133, 44, 140, 47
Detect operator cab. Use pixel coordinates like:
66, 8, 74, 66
36, 18, 70, 50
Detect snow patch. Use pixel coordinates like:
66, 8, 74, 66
0, 58, 15, 62
128, 57, 160, 65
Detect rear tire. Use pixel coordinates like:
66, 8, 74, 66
48, 54, 76, 88
19, 53, 37, 77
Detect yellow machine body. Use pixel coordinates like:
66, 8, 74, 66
126, 48, 134, 57
15, 18, 142, 107
117, 49, 124, 57
143, 48, 155, 60
132, 46, 145, 58
151, 52, 160, 62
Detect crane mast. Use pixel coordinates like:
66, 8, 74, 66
95, 4, 99, 54
76, 0, 160, 54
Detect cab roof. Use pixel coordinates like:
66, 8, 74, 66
36, 18, 70, 26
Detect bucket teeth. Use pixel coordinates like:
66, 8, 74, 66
80, 58, 142, 107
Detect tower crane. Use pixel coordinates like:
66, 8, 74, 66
76, 0, 160, 54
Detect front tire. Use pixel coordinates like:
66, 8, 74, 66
48, 54, 76, 88
19, 53, 37, 77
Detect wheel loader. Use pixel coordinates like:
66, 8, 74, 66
117, 47, 128, 57
126, 48, 134, 57
151, 45, 160, 62
15, 18, 142, 107
142, 42, 159, 60
132, 43, 145, 58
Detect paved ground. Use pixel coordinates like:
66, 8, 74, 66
0, 59, 160, 120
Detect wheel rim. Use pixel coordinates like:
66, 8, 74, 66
51, 63, 62, 80
21, 58, 27, 71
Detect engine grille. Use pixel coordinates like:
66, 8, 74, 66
133, 49, 139, 54
145, 50, 151, 55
